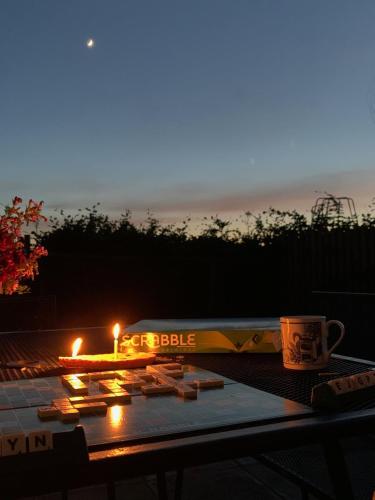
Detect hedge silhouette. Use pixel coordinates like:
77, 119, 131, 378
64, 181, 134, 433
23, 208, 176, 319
35, 194, 375, 257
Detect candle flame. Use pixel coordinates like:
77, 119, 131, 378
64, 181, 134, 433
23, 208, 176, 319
72, 337, 83, 357
146, 332, 157, 348
113, 323, 120, 339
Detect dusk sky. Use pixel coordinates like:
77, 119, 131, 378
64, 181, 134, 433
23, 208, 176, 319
2, 1, 375, 225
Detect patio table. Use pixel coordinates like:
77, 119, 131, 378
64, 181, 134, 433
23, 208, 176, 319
0, 343, 374, 499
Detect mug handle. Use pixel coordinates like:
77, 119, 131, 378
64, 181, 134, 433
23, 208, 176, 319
326, 320, 345, 355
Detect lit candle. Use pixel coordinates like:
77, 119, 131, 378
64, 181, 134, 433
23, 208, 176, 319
113, 323, 120, 360
72, 337, 83, 357
59, 331, 155, 369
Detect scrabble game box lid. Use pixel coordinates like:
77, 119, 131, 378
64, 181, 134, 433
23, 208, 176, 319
121, 318, 281, 353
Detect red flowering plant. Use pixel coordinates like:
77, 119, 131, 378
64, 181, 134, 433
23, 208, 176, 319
0, 197, 48, 295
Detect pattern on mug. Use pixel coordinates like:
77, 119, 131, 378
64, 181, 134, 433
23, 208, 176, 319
286, 323, 322, 364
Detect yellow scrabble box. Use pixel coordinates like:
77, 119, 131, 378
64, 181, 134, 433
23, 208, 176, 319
120, 318, 281, 354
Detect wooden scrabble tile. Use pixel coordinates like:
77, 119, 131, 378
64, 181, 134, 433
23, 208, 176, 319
56, 404, 75, 410
70, 381, 89, 392
52, 398, 73, 408
114, 370, 129, 380
327, 378, 350, 395
59, 409, 80, 423
176, 383, 197, 400
146, 365, 163, 374
149, 367, 198, 399
69, 396, 86, 404
110, 382, 122, 389
160, 363, 183, 370
73, 402, 107, 415
94, 393, 115, 404
71, 379, 87, 386
116, 381, 135, 391
70, 386, 89, 395
153, 372, 179, 387
73, 373, 91, 382
2, 433, 27, 456
117, 382, 141, 392
193, 378, 224, 389
92, 402, 108, 414
28, 430, 53, 452
37, 406, 59, 419
147, 366, 177, 385
113, 389, 132, 396
141, 384, 175, 395
98, 380, 123, 393
78, 392, 130, 405
69, 394, 105, 404
89, 371, 117, 380
146, 364, 183, 378
62, 374, 82, 383
162, 369, 183, 378
117, 377, 145, 390
360, 372, 374, 385
61, 376, 76, 388
347, 376, 360, 391
62, 376, 89, 395
112, 391, 131, 404
95, 403, 108, 414
132, 370, 154, 382
149, 367, 183, 378
89, 394, 114, 403
355, 373, 373, 388
98, 380, 112, 390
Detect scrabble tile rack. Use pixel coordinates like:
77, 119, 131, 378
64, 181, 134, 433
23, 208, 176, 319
0, 425, 88, 471
0, 426, 89, 497
180, 353, 375, 411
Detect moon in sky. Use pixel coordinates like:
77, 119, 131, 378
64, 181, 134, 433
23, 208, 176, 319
86, 38, 95, 49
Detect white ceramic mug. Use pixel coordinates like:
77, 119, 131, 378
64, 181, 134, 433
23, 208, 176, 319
280, 316, 345, 370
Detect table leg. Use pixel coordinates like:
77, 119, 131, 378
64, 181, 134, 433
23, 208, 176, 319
107, 481, 116, 500
174, 469, 184, 500
300, 486, 310, 500
157, 471, 168, 500
322, 439, 354, 500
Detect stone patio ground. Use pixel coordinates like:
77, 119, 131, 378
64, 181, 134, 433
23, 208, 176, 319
21, 457, 318, 500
